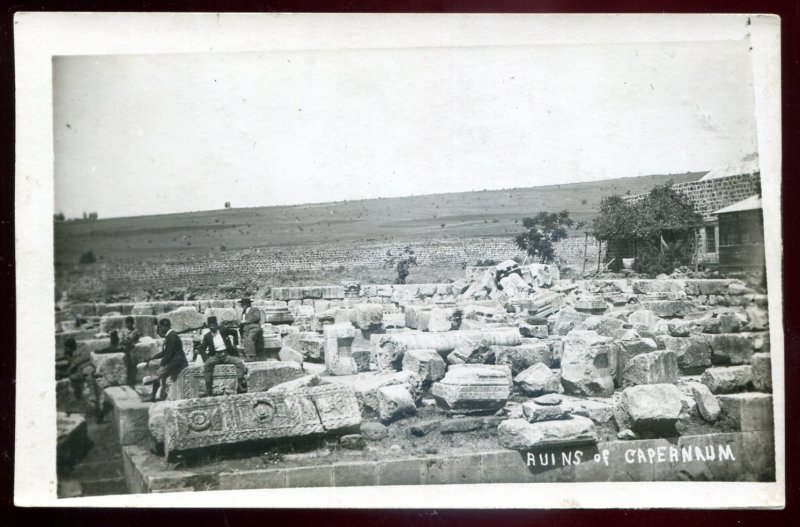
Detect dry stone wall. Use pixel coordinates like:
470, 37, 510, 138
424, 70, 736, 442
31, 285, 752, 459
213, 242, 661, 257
59, 236, 604, 297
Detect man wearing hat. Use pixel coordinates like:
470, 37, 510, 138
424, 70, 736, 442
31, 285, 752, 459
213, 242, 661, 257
145, 318, 188, 402
196, 316, 248, 397
239, 297, 267, 360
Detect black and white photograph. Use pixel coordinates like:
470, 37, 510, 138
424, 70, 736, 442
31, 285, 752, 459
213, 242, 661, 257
14, 12, 784, 507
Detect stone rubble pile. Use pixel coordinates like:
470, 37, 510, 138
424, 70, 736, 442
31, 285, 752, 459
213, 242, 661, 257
55, 262, 773, 463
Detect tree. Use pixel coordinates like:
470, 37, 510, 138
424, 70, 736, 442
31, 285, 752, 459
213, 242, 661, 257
593, 182, 702, 275
514, 210, 574, 264
384, 246, 417, 284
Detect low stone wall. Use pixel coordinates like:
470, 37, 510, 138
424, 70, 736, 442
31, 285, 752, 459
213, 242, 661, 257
58, 235, 606, 299
122, 429, 775, 492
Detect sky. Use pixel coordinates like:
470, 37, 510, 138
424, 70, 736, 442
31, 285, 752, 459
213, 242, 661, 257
53, 39, 758, 219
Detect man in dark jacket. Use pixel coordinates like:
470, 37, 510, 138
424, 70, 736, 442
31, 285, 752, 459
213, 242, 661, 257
146, 318, 188, 402
197, 316, 248, 397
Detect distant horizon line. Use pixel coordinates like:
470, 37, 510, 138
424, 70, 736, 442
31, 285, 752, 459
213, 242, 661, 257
55, 169, 709, 222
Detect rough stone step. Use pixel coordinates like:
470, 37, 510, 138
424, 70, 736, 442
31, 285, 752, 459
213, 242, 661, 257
69, 458, 124, 480
79, 477, 129, 496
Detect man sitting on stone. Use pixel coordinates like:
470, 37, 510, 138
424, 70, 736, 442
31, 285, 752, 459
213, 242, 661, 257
197, 316, 248, 397
239, 297, 267, 360
119, 316, 141, 387
145, 318, 188, 402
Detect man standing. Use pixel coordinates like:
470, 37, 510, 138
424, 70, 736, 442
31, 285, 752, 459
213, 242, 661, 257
239, 297, 267, 360
197, 316, 248, 397
146, 318, 188, 402
119, 316, 141, 387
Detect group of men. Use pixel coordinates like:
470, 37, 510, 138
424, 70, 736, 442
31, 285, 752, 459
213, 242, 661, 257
62, 297, 269, 405
145, 297, 267, 401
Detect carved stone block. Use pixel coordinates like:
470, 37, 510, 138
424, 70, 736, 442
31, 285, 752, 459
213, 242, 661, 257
163, 384, 361, 457
171, 364, 238, 400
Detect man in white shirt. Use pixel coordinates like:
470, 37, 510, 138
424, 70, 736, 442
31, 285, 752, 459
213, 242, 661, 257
196, 316, 248, 397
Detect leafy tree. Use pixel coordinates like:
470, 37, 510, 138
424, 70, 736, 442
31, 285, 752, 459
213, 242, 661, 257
384, 246, 417, 284
593, 182, 702, 274
514, 210, 574, 264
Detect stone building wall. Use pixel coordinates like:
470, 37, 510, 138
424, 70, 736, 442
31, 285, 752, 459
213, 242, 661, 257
623, 173, 761, 222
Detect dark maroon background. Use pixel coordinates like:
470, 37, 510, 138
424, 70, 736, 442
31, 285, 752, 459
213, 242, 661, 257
0, 1, 796, 525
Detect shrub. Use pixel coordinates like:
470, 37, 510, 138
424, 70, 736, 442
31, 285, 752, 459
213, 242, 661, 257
78, 251, 96, 264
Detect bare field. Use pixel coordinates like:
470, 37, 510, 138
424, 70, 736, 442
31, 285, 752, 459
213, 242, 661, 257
55, 172, 701, 268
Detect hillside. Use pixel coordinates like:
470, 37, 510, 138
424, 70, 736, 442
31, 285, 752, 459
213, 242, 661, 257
54, 172, 703, 266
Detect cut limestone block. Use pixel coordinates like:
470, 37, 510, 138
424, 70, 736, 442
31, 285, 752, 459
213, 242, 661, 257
278, 347, 304, 365
700, 366, 753, 394
627, 310, 659, 331
574, 297, 608, 314
633, 279, 686, 294
401, 349, 447, 384
431, 364, 511, 414
324, 323, 358, 376
57, 412, 91, 470
246, 361, 304, 393
699, 312, 748, 334
553, 306, 590, 336
203, 307, 239, 325
446, 338, 494, 365
621, 350, 679, 387
575, 316, 626, 337
99, 315, 158, 339
751, 353, 772, 392
608, 338, 658, 388
91, 352, 127, 387
659, 335, 711, 373
708, 334, 755, 365
349, 304, 384, 330
280, 332, 325, 362
716, 393, 773, 432
560, 330, 614, 397
493, 342, 552, 374
521, 401, 571, 422
514, 363, 561, 395
745, 305, 769, 331
266, 374, 328, 396
326, 371, 422, 412
404, 306, 433, 330
162, 383, 362, 457
376, 384, 416, 423
172, 364, 238, 400
162, 307, 205, 333
373, 328, 520, 371
498, 416, 597, 451
519, 323, 548, 339
639, 300, 697, 318
614, 384, 682, 432
105, 386, 150, 445
689, 382, 721, 423
130, 337, 164, 366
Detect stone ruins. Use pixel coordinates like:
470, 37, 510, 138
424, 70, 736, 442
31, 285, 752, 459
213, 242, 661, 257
55, 261, 774, 495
